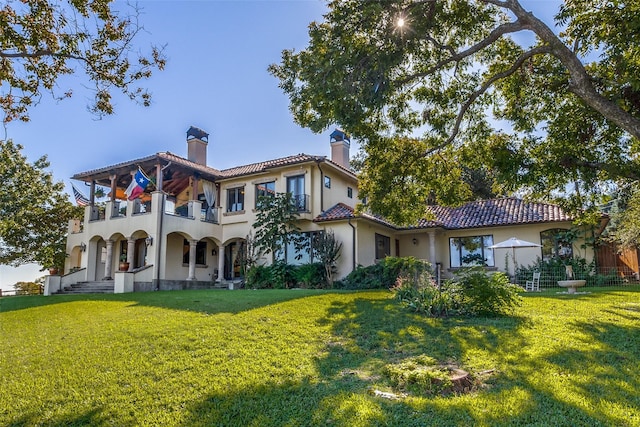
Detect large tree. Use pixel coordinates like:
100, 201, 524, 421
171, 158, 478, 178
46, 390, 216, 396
0, 140, 82, 270
270, 0, 640, 224
0, 0, 165, 123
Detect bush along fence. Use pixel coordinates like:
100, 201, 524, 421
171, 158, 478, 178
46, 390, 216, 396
514, 256, 635, 289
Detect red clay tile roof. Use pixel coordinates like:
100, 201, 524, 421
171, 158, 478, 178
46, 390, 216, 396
315, 198, 574, 230
218, 153, 356, 179
420, 198, 574, 229
314, 203, 396, 228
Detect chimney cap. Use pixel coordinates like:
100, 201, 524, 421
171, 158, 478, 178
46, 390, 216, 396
187, 126, 209, 142
330, 128, 350, 144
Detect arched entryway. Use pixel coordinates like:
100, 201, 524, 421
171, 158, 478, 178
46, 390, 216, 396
224, 239, 246, 280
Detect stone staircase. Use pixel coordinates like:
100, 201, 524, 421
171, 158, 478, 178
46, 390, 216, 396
55, 281, 115, 295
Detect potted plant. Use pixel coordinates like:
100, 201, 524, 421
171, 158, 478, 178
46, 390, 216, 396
119, 253, 130, 271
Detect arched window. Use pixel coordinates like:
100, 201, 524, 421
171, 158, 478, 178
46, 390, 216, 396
540, 229, 573, 261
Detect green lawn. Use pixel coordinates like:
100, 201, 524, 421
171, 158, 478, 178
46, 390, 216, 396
1, 288, 639, 426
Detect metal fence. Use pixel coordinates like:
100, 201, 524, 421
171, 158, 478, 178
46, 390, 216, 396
514, 266, 638, 289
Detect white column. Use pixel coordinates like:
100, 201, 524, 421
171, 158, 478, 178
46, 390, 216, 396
217, 244, 225, 281
188, 239, 197, 280
127, 238, 136, 271
103, 240, 114, 280
428, 231, 437, 267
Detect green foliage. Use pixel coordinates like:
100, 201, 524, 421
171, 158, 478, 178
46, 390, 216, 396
292, 263, 326, 289
593, 269, 625, 287
609, 184, 640, 249
453, 268, 522, 317
515, 256, 597, 287
392, 266, 520, 317
383, 355, 454, 396
0, 0, 166, 123
271, 0, 640, 224
0, 140, 83, 270
12, 281, 44, 295
244, 264, 272, 289
246, 262, 329, 289
1, 288, 640, 425
245, 261, 298, 289
337, 256, 431, 289
253, 193, 304, 262
237, 232, 260, 277
393, 275, 453, 317
311, 230, 342, 286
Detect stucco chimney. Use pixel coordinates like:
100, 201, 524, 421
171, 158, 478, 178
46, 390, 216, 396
186, 126, 208, 166
329, 128, 350, 169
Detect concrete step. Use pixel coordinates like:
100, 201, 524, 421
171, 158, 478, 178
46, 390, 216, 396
55, 281, 115, 295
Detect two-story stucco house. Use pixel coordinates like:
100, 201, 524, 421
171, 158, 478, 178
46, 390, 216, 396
46, 127, 599, 294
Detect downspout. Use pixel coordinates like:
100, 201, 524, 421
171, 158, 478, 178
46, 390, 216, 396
348, 218, 356, 271
316, 160, 324, 212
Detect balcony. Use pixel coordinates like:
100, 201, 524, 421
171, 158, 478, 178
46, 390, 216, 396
291, 194, 310, 213
74, 193, 221, 237
165, 200, 220, 224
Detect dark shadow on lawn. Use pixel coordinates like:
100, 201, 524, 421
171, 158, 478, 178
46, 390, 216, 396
0, 289, 334, 315
7, 408, 112, 427
175, 296, 626, 426
504, 317, 640, 427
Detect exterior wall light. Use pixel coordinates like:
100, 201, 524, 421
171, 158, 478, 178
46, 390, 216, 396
145, 236, 153, 246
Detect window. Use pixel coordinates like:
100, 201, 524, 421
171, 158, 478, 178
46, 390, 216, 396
347, 187, 353, 198
227, 187, 244, 212
540, 229, 573, 261
276, 231, 321, 265
449, 236, 495, 267
375, 233, 391, 260
255, 181, 276, 203
324, 175, 331, 188
287, 174, 306, 211
183, 239, 207, 265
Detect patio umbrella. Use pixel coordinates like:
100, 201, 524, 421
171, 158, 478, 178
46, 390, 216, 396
489, 237, 542, 277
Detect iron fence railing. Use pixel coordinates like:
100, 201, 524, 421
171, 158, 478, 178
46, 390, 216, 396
514, 266, 638, 288
291, 194, 309, 212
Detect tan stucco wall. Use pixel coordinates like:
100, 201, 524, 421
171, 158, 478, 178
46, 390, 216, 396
432, 222, 594, 277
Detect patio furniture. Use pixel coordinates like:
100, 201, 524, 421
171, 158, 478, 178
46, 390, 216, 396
525, 271, 541, 292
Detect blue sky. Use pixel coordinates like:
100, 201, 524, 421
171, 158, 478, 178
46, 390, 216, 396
0, 0, 562, 290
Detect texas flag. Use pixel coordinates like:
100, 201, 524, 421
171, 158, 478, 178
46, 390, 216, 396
125, 168, 151, 200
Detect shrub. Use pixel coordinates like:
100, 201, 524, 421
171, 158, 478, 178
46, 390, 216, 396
245, 264, 272, 289
292, 263, 326, 288
338, 257, 431, 290
393, 275, 454, 317
453, 267, 522, 316
335, 263, 385, 289
245, 261, 298, 289
593, 268, 625, 286
515, 256, 596, 288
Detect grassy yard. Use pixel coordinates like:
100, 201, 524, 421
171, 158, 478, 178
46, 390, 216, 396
1, 287, 639, 426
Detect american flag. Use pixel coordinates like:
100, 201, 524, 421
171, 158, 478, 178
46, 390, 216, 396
71, 183, 90, 207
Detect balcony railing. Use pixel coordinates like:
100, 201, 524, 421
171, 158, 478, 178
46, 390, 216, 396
165, 200, 220, 224
291, 194, 310, 212
202, 207, 220, 223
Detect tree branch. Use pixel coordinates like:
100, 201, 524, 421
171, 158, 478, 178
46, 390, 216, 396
398, 20, 528, 86
501, 0, 640, 139
425, 45, 552, 156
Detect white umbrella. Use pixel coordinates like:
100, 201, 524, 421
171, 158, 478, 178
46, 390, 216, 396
489, 237, 542, 277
